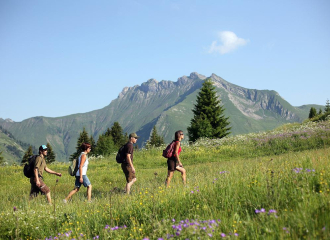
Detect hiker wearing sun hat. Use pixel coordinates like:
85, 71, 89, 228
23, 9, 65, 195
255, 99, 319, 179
121, 133, 139, 194
30, 144, 62, 204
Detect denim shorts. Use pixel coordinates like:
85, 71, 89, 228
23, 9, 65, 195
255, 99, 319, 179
75, 175, 91, 188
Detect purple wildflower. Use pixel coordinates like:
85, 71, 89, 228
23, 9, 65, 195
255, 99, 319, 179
13, 206, 17, 212
208, 233, 213, 237
220, 233, 226, 237
268, 209, 277, 214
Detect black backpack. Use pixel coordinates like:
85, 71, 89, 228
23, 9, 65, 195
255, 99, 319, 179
23, 155, 38, 178
116, 144, 126, 163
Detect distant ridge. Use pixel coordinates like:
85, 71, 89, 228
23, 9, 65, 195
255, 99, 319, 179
0, 72, 321, 162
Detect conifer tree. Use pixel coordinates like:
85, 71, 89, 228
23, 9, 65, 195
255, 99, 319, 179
45, 143, 56, 164
187, 78, 231, 142
308, 107, 317, 119
146, 126, 164, 148
89, 135, 96, 155
94, 134, 116, 156
21, 145, 34, 165
109, 122, 126, 147
318, 108, 323, 115
0, 151, 3, 165
325, 99, 330, 113
70, 127, 90, 161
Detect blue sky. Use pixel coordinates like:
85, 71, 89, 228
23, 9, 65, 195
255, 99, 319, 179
0, 0, 329, 122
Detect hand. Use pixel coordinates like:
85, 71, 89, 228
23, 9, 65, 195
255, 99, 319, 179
80, 177, 83, 183
36, 180, 41, 187
179, 162, 183, 167
132, 167, 136, 174
56, 173, 62, 177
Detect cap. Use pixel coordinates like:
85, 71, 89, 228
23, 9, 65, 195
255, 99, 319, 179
129, 133, 140, 139
39, 145, 48, 151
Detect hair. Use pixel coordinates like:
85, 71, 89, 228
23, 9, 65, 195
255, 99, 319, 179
174, 130, 183, 141
81, 142, 91, 151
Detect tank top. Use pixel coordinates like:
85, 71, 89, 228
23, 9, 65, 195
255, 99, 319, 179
173, 141, 182, 157
76, 152, 89, 176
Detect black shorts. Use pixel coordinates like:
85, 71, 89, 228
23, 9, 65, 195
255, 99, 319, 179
167, 157, 179, 171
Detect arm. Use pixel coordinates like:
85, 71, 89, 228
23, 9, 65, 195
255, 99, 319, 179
126, 154, 135, 173
79, 154, 86, 183
45, 167, 62, 177
34, 168, 41, 187
174, 142, 183, 167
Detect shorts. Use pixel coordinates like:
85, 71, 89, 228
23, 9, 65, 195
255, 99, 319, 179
167, 158, 179, 171
75, 175, 91, 188
30, 177, 50, 197
121, 163, 136, 183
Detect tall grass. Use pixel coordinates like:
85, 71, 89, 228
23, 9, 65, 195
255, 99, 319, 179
0, 120, 329, 239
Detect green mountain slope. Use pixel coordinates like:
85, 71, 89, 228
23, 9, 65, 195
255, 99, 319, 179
0, 72, 322, 162
0, 126, 31, 165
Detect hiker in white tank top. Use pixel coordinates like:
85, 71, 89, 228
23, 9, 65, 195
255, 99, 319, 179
76, 152, 89, 176
64, 143, 92, 203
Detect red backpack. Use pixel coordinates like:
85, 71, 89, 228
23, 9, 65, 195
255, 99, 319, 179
162, 141, 176, 158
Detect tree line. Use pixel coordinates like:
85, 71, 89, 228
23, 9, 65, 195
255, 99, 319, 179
308, 99, 330, 121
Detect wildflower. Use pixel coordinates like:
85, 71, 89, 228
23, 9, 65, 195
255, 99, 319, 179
221, 233, 226, 237
268, 209, 277, 214
13, 206, 17, 212
234, 233, 239, 236
56, 179, 59, 183
208, 233, 213, 237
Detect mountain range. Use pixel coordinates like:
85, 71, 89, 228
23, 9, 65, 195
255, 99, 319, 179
0, 72, 321, 163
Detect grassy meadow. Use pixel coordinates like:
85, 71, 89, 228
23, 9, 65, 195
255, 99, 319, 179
0, 120, 330, 239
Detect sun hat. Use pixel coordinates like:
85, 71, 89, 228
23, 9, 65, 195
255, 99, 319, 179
129, 133, 140, 139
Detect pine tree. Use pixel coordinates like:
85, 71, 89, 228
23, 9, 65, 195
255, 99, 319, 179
45, 143, 56, 164
109, 122, 126, 147
89, 135, 96, 155
325, 99, 330, 113
308, 107, 317, 119
21, 145, 34, 165
187, 78, 231, 142
94, 134, 116, 156
70, 127, 90, 161
147, 126, 164, 148
318, 108, 323, 115
0, 151, 4, 165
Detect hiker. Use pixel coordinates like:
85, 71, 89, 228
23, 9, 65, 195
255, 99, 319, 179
64, 142, 92, 203
121, 133, 139, 194
30, 145, 62, 204
165, 130, 186, 187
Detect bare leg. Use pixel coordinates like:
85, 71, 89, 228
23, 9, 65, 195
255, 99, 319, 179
87, 185, 92, 201
126, 178, 137, 194
46, 192, 52, 204
176, 166, 186, 185
165, 171, 174, 187
65, 188, 80, 201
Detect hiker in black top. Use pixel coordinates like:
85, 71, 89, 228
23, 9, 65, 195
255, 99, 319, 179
121, 133, 139, 194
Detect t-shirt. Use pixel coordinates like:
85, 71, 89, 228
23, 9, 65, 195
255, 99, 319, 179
124, 142, 134, 163
34, 155, 47, 177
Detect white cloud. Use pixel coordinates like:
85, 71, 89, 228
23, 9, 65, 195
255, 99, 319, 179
208, 31, 248, 55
